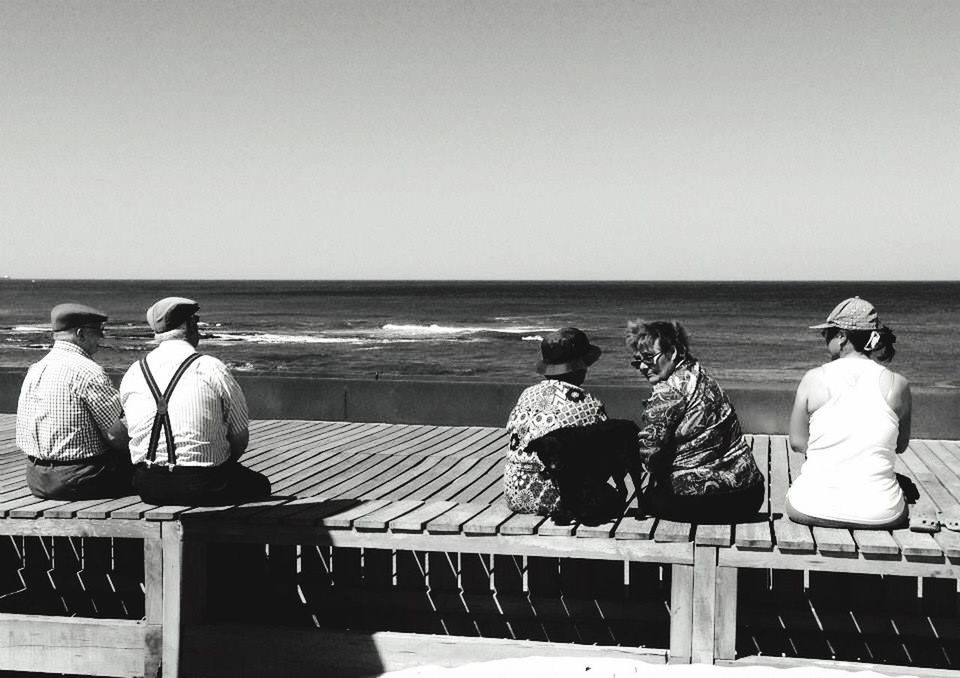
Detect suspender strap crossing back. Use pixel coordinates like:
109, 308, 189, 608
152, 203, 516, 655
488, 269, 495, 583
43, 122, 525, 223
138, 353, 203, 466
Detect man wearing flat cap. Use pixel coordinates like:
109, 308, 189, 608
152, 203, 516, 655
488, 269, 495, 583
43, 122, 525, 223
16, 303, 132, 499
119, 297, 270, 506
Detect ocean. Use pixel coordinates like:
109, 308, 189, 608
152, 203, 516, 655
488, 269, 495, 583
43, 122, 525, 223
0, 279, 956, 390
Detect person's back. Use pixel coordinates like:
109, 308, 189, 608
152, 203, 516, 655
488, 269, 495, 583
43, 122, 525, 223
787, 296, 909, 529
122, 340, 240, 468
16, 303, 131, 500
788, 359, 904, 525
120, 297, 270, 506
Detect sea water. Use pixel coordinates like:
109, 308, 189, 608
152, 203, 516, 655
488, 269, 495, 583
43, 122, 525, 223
1, 279, 956, 390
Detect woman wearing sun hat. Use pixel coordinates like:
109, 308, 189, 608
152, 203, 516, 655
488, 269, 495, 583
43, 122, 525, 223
504, 327, 633, 520
786, 296, 911, 529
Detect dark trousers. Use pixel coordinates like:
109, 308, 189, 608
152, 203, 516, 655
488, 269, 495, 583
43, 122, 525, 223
26, 453, 133, 500
133, 461, 271, 506
642, 480, 765, 524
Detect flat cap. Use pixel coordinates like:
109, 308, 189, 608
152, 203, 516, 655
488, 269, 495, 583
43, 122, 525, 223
51, 303, 108, 332
146, 297, 200, 333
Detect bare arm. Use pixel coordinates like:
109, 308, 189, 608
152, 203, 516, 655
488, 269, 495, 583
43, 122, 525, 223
789, 371, 814, 453
888, 373, 912, 454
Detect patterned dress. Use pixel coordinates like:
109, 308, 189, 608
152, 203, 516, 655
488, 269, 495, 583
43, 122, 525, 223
504, 379, 607, 514
639, 359, 762, 496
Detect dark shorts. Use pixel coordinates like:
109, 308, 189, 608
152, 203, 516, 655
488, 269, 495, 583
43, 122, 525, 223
133, 461, 271, 507
642, 480, 765, 524
26, 453, 133, 500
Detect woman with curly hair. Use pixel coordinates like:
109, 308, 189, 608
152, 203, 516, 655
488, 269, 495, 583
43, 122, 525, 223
626, 320, 764, 523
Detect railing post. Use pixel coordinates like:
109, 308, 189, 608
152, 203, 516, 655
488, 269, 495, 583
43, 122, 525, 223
143, 524, 163, 678
161, 521, 184, 678
669, 562, 693, 663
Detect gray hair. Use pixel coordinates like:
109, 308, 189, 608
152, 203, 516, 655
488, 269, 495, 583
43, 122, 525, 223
154, 326, 190, 343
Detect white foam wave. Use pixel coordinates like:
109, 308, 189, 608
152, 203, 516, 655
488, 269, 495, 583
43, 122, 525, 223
10, 325, 47, 333
206, 332, 363, 345
204, 331, 424, 346
380, 323, 553, 336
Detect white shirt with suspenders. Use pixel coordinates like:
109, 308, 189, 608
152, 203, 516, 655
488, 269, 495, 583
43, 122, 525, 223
119, 339, 249, 468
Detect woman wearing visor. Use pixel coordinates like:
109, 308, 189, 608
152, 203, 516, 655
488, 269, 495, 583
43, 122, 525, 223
626, 320, 764, 523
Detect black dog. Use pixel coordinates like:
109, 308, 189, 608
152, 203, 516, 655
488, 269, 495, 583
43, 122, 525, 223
527, 419, 644, 525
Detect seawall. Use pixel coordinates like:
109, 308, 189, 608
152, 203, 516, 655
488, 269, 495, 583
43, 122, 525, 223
2, 368, 957, 438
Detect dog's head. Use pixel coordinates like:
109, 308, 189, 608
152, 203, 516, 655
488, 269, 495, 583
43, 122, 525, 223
527, 435, 564, 478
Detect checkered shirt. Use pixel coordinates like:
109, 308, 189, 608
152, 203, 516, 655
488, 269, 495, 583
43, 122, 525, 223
120, 339, 249, 467
16, 341, 123, 462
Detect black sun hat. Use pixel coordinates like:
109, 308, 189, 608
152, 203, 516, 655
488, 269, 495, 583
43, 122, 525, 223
536, 327, 602, 376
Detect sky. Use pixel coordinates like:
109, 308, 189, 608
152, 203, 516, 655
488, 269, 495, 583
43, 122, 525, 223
1, 0, 958, 280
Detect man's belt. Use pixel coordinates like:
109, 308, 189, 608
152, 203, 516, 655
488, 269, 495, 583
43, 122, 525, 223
27, 454, 111, 467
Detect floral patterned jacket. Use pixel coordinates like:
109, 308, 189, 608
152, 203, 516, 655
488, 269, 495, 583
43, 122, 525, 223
639, 359, 762, 496
503, 379, 608, 514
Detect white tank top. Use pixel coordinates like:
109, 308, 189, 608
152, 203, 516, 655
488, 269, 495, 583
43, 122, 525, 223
787, 358, 905, 525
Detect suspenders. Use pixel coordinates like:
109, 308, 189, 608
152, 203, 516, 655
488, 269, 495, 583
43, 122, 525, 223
138, 353, 202, 467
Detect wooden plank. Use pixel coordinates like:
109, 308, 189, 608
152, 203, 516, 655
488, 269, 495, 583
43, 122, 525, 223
499, 513, 547, 536
810, 526, 857, 554
161, 521, 183, 678
9, 498, 73, 519
734, 435, 773, 550
433, 451, 504, 502
769, 436, 815, 552
319, 499, 392, 529
696, 523, 732, 547
654, 520, 692, 543
852, 529, 900, 556
576, 516, 619, 539
394, 434, 506, 501
424, 502, 488, 534
263, 423, 417, 490
669, 564, 693, 663
462, 503, 514, 536
892, 454, 948, 558
0, 614, 146, 677
353, 499, 424, 531
537, 517, 576, 537
275, 425, 448, 497
691, 545, 718, 663
246, 421, 379, 475
714, 566, 738, 661
389, 500, 457, 533
260, 422, 408, 485
895, 446, 960, 557
111, 501, 154, 520
76, 497, 146, 520
143, 505, 192, 521
614, 514, 657, 541
42, 497, 123, 519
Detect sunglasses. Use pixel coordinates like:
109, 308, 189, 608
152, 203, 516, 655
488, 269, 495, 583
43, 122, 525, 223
631, 350, 662, 369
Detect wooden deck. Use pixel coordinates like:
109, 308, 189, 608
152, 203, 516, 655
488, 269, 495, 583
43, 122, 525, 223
1, 414, 960, 676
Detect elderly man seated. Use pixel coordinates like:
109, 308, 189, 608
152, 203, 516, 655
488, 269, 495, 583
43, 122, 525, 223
120, 296, 270, 506
17, 303, 132, 499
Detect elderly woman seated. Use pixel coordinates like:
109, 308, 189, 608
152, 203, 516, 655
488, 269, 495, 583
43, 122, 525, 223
504, 327, 640, 525
626, 320, 764, 523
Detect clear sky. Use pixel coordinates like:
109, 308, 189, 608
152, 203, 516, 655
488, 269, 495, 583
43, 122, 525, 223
1, 1, 958, 280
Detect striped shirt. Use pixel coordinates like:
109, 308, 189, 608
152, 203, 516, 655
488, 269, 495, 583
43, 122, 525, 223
119, 339, 248, 467
16, 341, 123, 462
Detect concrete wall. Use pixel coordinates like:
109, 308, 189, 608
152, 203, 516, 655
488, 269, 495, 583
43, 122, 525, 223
1, 367, 957, 438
